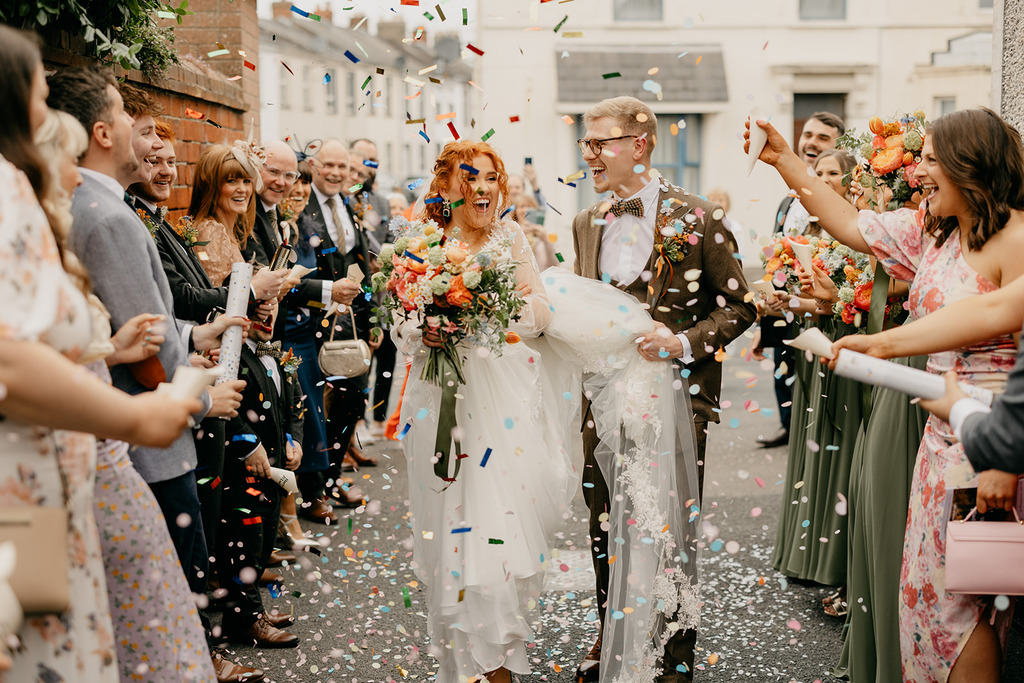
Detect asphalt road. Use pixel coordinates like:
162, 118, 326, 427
217, 336, 1024, 682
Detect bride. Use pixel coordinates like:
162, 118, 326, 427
395, 141, 701, 683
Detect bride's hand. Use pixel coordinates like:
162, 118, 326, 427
637, 321, 683, 361
422, 328, 444, 348
515, 281, 532, 297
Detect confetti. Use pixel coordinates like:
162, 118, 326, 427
451, 527, 471, 534
462, 8, 468, 24
400, 0, 419, 5
509, 115, 520, 123
553, 15, 568, 32
360, 75, 372, 89
184, 108, 205, 119
561, 115, 574, 125
290, 4, 309, 17
481, 128, 495, 141
480, 447, 492, 467
243, 60, 256, 71
396, 423, 412, 440
206, 49, 230, 58
459, 163, 480, 174
322, 73, 331, 85
447, 121, 460, 139
466, 43, 484, 56
602, 72, 621, 79
343, 50, 360, 64
418, 130, 431, 143
402, 586, 412, 607
435, 4, 446, 20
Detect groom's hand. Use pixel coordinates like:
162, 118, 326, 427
637, 322, 683, 361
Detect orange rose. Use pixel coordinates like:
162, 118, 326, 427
445, 274, 473, 307
853, 282, 872, 311
505, 331, 521, 344
407, 258, 428, 275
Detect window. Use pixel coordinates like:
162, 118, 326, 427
325, 69, 337, 115
346, 72, 357, 116
792, 93, 846, 147
799, 0, 846, 20
302, 66, 312, 111
385, 76, 394, 117
979, 0, 993, 7
613, 0, 662, 21
574, 113, 702, 212
936, 96, 957, 117
279, 64, 291, 109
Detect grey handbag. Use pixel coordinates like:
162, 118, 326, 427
318, 306, 371, 378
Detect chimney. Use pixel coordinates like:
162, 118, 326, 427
377, 19, 406, 45
272, 1, 291, 20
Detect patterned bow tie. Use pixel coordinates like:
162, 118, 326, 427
255, 341, 282, 359
610, 196, 644, 218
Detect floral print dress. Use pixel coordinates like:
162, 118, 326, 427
0, 156, 119, 681
858, 205, 1018, 682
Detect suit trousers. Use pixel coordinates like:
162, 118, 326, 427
218, 455, 282, 630
148, 470, 209, 596
193, 418, 225, 557
323, 374, 369, 485
371, 334, 397, 423
583, 410, 709, 683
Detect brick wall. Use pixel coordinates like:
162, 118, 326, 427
38, 0, 260, 217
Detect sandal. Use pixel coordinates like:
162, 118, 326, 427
823, 597, 849, 618
822, 586, 845, 607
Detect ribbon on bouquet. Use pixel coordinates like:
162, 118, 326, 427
424, 342, 467, 483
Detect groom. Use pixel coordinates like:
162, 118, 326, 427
572, 96, 756, 682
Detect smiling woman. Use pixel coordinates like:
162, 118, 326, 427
188, 143, 260, 286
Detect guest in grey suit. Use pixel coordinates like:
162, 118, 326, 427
47, 67, 246, 595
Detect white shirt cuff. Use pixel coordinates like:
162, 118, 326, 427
950, 397, 992, 443
180, 323, 193, 350
676, 333, 694, 365
241, 443, 262, 460
321, 280, 333, 307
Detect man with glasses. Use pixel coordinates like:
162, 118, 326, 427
571, 96, 757, 683
248, 140, 302, 264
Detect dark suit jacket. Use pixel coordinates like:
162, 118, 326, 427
572, 178, 757, 423
303, 191, 373, 341
243, 201, 281, 267
141, 203, 229, 323
962, 322, 1024, 473
228, 344, 305, 468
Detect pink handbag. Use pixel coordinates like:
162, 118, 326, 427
945, 507, 1024, 595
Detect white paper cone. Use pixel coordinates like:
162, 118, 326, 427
0, 543, 23, 637
747, 107, 768, 176
749, 280, 776, 299
216, 262, 253, 384
269, 467, 298, 494
785, 327, 836, 359
791, 241, 814, 274
834, 350, 994, 405
157, 366, 222, 400
290, 264, 313, 279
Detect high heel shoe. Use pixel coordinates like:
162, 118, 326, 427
278, 493, 324, 548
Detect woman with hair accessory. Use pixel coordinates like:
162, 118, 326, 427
189, 141, 264, 287
747, 107, 1024, 683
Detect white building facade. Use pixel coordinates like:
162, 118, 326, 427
473, 0, 994, 264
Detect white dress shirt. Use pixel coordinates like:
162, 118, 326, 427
950, 398, 992, 443
599, 177, 693, 364
311, 185, 356, 254
245, 338, 282, 396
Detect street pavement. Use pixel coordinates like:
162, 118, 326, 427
216, 336, 1024, 682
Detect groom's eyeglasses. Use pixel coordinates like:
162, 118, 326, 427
577, 135, 638, 156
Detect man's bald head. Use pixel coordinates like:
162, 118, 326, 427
259, 139, 299, 206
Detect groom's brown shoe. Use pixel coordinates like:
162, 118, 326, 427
576, 635, 601, 682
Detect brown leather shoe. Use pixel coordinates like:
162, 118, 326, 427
576, 635, 601, 682
228, 613, 299, 648
328, 484, 365, 509
298, 497, 337, 525
267, 549, 297, 566
264, 609, 294, 628
211, 650, 265, 681
348, 443, 378, 467
259, 569, 282, 586
341, 451, 358, 471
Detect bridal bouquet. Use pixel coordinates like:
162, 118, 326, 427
836, 111, 927, 210
372, 216, 524, 481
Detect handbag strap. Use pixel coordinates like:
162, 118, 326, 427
328, 306, 359, 343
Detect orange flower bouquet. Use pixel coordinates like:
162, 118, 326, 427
836, 111, 928, 210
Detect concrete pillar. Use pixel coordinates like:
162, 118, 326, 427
994, 0, 1024, 130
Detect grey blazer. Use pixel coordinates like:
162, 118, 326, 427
961, 321, 1024, 473
70, 174, 199, 483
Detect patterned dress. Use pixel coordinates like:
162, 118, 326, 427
91, 364, 214, 682
194, 218, 244, 287
0, 156, 118, 680
858, 205, 1018, 682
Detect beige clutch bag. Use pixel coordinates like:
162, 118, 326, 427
0, 506, 70, 614
318, 306, 371, 378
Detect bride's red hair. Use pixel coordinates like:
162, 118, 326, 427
420, 140, 510, 226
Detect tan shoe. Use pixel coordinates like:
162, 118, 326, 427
228, 613, 299, 648
298, 497, 338, 525
211, 650, 265, 681
264, 609, 294, 628
575, 635, 602, 682
266, 549, 297, 567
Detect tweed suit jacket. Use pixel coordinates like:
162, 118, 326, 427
572, 178, 757, 422
70, 174, 199, 482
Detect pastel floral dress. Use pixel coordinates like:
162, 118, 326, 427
858, 205, 1018, 682
0, 156, 118, 680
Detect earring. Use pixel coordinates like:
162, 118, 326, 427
442, 197, 451, 220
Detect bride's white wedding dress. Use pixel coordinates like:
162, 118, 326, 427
395, 220, 701, 683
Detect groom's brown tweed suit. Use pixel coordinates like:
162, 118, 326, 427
572, 178, 757, 681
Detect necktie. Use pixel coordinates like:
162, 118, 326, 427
268, 206, 281, 247
325, 196, 345, 249
610, 196, 644, 218
255, 340, 283, 359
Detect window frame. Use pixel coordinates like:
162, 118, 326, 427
798, 0, 846, 21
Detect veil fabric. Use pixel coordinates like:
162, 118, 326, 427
533, 267, 702, 683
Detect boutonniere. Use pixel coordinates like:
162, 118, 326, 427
135, 208, 159, 239
174, 215, 209, 248
280, 348, 302, 375
654, 206, 697, 263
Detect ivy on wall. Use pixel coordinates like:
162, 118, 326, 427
1, 0, 192, 75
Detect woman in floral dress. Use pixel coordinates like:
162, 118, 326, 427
748, 107, 1024, 682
